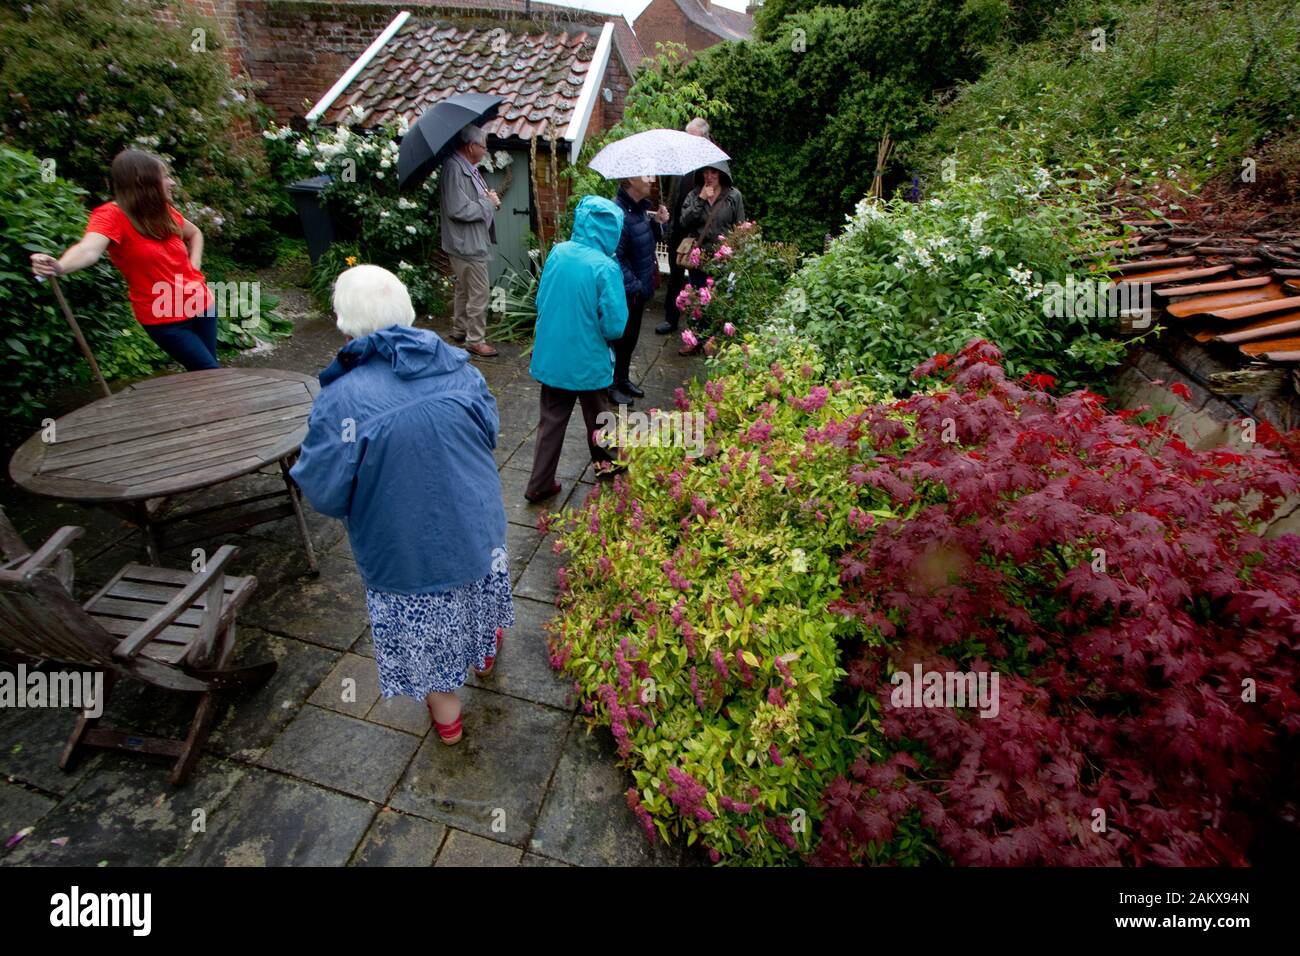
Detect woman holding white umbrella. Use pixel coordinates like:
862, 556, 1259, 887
587, 130, 732, 361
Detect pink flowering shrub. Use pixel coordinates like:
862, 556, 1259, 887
546, 344, 885, 863
678, 221, 800, 347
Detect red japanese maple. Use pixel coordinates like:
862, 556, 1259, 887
814, 339, 1300, 866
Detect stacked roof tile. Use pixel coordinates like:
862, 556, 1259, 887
1108, 223, 1300, 364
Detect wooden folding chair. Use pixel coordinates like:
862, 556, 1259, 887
0, 507, 275, 785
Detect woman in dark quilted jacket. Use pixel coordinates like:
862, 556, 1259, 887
610, 176, 669, 407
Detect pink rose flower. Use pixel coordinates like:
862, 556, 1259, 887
723, 322, 736, 336
681, 328, 699, 348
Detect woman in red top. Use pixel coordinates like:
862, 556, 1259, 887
30, 149, 219, 371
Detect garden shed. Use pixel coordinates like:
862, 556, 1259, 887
307, 9, 637, 285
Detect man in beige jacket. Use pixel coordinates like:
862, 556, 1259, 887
440, 125, 500, 357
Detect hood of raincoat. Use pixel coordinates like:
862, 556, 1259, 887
527, 195, 629, 392
319, 323, 468, 387
694, 159, 734, 190
571, 194, 623, 258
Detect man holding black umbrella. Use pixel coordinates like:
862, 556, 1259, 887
440, 125, 500, 357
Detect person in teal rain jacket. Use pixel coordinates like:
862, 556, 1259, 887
524, 194, 629, 502
290, 265, 514, 746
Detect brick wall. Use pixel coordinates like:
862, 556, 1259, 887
180, 0, 247, 75
531, 151, 571, 245
235, 1, 407, 120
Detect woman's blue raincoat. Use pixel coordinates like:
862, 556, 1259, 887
290, 325, 507, 594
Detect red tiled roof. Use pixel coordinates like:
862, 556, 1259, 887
324, 19, 601, 142
389, 1, 644, 68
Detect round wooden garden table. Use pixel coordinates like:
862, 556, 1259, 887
9, 368, 320, 569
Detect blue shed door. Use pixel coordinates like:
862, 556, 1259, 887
481, 150, 531, 290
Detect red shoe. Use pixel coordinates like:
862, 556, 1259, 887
426, 700, 463, 745
475, 627, 504, 678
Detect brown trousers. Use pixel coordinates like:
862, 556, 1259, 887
527, 384, 617, 496
449, 254, 490, 345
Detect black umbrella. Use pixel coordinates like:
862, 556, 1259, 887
398, 92, 503, 190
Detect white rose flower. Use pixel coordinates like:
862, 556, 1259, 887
405, 224, 417, 234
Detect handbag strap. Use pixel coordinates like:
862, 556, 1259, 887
693, 189, 727, 243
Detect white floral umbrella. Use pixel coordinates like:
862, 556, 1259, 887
588, 129, 729, 179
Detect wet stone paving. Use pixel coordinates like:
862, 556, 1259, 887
0, 286, 704, 867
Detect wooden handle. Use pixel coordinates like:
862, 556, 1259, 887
48, 274, 112, 399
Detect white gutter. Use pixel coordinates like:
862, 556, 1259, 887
305, 11, 411, 122
564, 21, 614, 164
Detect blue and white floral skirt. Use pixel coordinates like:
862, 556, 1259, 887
364, 565, 516, 698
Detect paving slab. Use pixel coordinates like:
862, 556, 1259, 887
500, 465, 577, 529
512, 532, 565, 604
388, 685, 569, 847
0, 701, 102, 796
366, 693, 432, 736
207, 629, 340, 760
309, 652, 381, 719
242, 553, 370, 650
257, 705, 420, 804
529, 720, 680, 867
521, 851, 571, 867
466, 597, 575, 711
434, 827, 523, 866
506, 521, 544, 584
350, 808, 446, 866
2, 753, 245, 867
0, 781, 56, 857
179, 767, 375, 866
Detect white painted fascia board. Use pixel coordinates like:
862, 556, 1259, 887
564, 21, 614, 164
305, 11, 411, 122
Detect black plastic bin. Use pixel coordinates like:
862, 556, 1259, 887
287, 175, 336, 265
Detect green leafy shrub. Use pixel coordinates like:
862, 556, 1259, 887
548, 336, 1300, 865
0, 145, 157, 422
769, 165, 1127, 394
308, 241, 361, 312
814, 340, 1300, 866
679, 2, 1008, 250
546, 343, 892, 863
488, 260, 541, 342
915, 0, 1300, 195
265, 117, 450, 316
0, 0, 281, 262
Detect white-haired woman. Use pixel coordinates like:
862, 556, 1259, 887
291, 265, 514, 744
